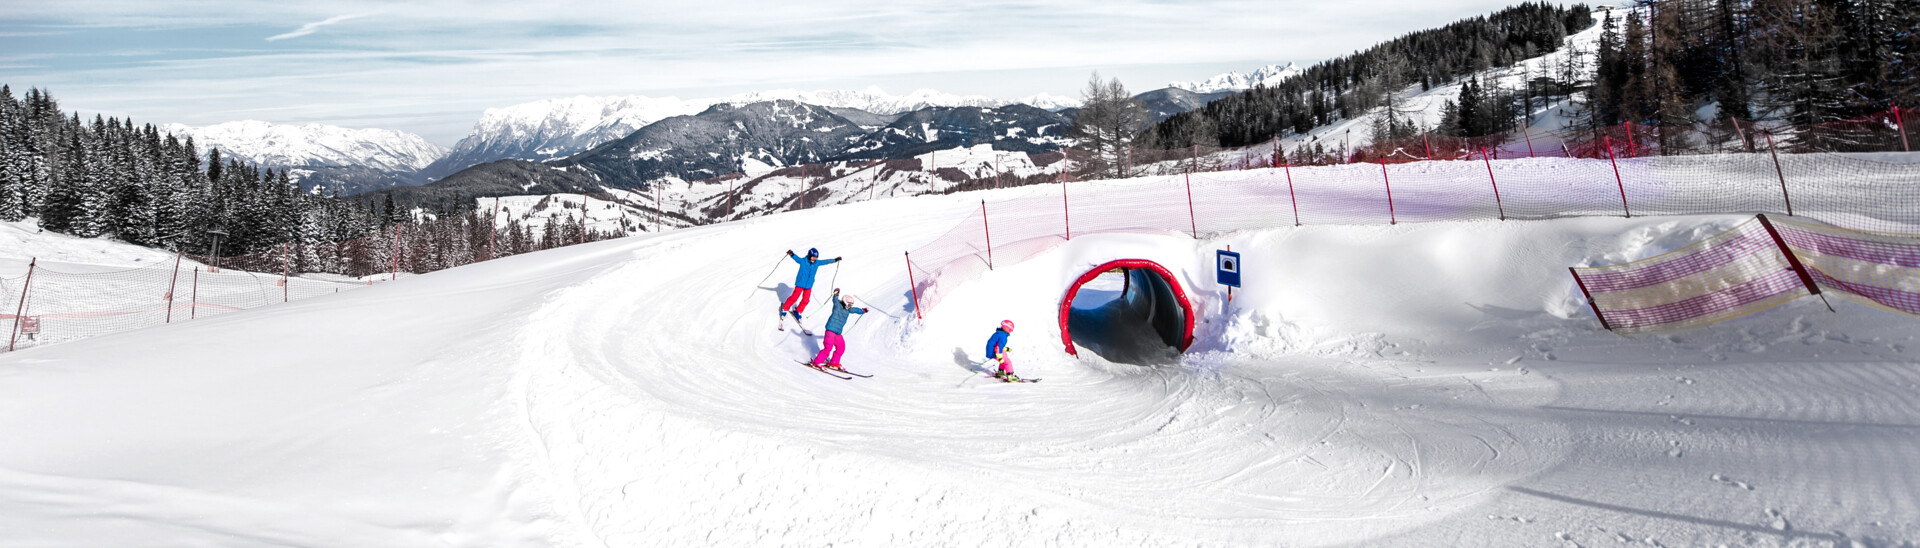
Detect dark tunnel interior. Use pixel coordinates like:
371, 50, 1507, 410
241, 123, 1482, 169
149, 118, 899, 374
1065, 267, 1187, 365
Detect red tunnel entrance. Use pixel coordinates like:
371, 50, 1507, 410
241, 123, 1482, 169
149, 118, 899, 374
1058, 259, 1196, 358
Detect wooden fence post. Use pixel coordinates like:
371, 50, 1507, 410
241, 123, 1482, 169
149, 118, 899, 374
8, 258, 35, 351
1379, 159, 1397, 225
1765, 132, 1794, 216
166, 251, 182, 323
981, 200, 994, 270
1283, 158, 1300, 227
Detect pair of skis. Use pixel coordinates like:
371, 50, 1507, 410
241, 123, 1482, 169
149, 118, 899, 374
777, 315, 815, 336
796, 360, 871, 380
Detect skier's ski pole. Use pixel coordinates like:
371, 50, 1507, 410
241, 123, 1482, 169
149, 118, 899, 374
745, 254, 787, 302
828, 260, 841, 292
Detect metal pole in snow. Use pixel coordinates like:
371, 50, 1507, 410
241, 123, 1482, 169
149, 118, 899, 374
488, 198, 499, 260
1605, 136, 1631, 218
281, 243, 289, 303
8, 258, 35, 351
166, 251, 182, 323
191, 267, 199, 319
1482, 146, 1505, 221
1379, 159, 1397, 225
729, 173, 736, 218
1766, 132, 1794, 216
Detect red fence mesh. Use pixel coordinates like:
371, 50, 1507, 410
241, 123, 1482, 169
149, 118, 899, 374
3, 257, 368, 351
906, 151, 1920, 318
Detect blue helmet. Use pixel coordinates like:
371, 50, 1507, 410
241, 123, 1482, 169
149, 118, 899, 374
807, 248, 820, 258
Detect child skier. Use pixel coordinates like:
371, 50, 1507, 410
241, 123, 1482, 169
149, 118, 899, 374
985, 320, 1019, 381
780, 247, 840, 334
809, 290, 868, 371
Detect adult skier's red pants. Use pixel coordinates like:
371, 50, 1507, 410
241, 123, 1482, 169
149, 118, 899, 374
782, 287, 813, 314
813, 331, 846, 365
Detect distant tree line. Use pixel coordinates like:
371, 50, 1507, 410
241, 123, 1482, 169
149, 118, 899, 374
0, 86, 613, 273
1585, 0, 1917, 141
1141, 2, 1593, 149
1141, 0, 1917, 154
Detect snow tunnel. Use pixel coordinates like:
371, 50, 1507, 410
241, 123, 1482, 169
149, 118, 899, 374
1058, 259, 1196, 364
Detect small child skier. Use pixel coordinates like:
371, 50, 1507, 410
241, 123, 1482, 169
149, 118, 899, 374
780, 247, 840, 334
809, 290, 868, 371
985, 320, 1018, 381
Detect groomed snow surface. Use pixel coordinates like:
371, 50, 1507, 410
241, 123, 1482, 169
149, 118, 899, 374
3, 179, 1918, 546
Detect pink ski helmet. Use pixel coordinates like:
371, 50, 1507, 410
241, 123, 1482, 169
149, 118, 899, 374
1000, 320, 1015, 333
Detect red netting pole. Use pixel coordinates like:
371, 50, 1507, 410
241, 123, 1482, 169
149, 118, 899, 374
1423, 133, 1433, 161
1379, 159, 1397, 225
1522, 123, 1536, 158
1765, 132, 1794, 216
1731, 117, 1751, 153
281, 243, 290, 303
1568, 268, 1612, 330
8, 258, 35, 351
1896, 103, 1910, 152
981, 200, 994, 270
1481, 146, 1505, 221
1756, 214, 1822, 295
1283, 158, 1300, 226
1184, 170, 1198, 238
1626, 121, 1637, 158
191, 267, 199, 319
904, 251, 922, 323
166, 250, 182, 323
488, 197, 499, 260
1605, 136, 1631, 218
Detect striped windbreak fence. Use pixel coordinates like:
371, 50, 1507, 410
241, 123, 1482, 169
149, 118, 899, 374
1571, 214, 1920, 332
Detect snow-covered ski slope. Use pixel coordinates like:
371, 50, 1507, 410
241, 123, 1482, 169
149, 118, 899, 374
4, 166, 1919, 546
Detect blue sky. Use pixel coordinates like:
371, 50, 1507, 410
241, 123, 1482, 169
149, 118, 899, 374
1, 1, 1576, 146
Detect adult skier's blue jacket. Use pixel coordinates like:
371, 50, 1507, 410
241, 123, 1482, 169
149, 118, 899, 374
985, 329, 1011, 359
823, 301, 867, 334
790, 255, 839, 289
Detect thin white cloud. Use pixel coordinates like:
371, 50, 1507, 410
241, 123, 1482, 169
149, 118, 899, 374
266, 13, 371, 42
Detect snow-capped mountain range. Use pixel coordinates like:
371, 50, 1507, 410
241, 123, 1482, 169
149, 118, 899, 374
1169, 63, 1305, 93
418, 87, 1074, 182
162, 120, 446, 174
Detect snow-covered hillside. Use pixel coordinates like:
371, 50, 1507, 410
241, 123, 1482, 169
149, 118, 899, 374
1170, 63, 1305, 93
5, 163, 1916, 545
162, 120, 448, 174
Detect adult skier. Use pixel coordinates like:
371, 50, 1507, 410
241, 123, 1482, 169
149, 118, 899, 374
808, 290, 868, 372
779, 247, 840, 334
985, 320, 1020, 381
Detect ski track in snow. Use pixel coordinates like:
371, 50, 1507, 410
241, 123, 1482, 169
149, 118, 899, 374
3, 182, 1920, 545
